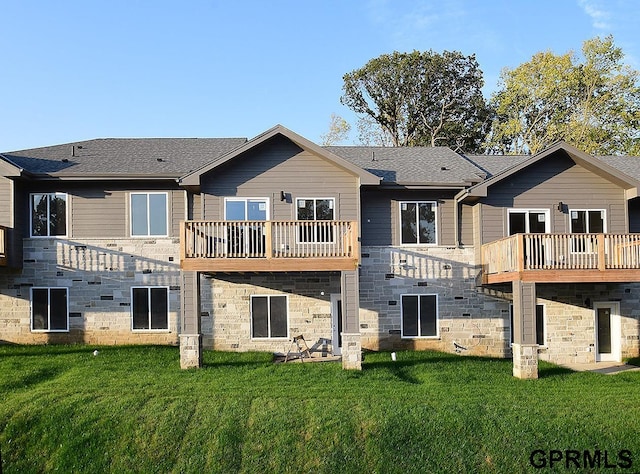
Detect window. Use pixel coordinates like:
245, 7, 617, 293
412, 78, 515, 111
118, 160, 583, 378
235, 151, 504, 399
224, 198, 269, 255
570, 210, 605, 234
401, 294, 438, 338
131, 192, 168, 237
570, 210, 605, 253
132, 287, 169, 330
400, 201, 436, 245
507, 209, 549, 235
225, 198, 269, 221
31, 288, 68, 332
297, 198, 335, 243
509, 304, 545, 346
31, 193, 67, 237
251, 295, 288, 338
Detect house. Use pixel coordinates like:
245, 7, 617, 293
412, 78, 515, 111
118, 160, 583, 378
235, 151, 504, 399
1, 125, 639, 379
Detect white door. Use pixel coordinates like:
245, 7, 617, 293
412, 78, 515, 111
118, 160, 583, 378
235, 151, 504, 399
594, 302, 621, 362
330, 294, 342, 356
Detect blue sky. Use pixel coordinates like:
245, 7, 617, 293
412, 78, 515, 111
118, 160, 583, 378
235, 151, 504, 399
1, 0, 639, 151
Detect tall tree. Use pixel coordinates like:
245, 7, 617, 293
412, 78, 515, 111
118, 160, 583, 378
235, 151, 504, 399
340, 50, 491, 152
487, 36, 640, 155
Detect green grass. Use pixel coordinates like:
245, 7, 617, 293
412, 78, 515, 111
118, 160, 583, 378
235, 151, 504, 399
1, 345, 639, 473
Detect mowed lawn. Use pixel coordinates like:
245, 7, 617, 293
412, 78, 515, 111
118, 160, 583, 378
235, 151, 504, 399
1, 346, 639, 473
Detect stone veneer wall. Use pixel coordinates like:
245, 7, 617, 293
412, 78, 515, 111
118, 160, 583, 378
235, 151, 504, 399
0, 238, 181, 345
200, 272, 341, 354
359, 246, 511, 357
536, 283, 640, 364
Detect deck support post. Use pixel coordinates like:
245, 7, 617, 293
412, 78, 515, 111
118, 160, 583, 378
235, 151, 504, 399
180, 270, 202, 369
512, 281, 538, 379
340, 269, 362, 370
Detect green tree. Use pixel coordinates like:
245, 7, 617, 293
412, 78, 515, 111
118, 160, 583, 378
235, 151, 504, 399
487, 36, 640, 155
319, 113, 351, 146
340, 50, 491, 152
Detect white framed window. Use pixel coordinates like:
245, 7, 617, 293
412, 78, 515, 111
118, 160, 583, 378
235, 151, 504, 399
509, 304, 546, 346
507, 209, 550, 235
400, 201, 437, 245
224, 197, 269, 221
401, 294, 438, 338
130, 192, 168, 237
570, 209, 606, 234
30, 193, 67, 237
251, 295, 288, 339
296, 197, 335, 243
31, 287, 69, 332
224, 198, 269, 256
131, 286, 169, 331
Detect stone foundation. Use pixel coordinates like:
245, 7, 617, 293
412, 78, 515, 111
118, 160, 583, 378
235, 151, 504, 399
341, 333, 362, 370
180, 334, 202, 369
512, 343, 538, 379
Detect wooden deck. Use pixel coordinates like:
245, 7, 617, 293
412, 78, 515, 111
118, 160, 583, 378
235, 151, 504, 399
180, 220, 359, 272
481, 233, 640, 284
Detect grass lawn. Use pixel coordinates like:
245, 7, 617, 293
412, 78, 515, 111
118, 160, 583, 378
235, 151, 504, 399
1, 345, 639, 473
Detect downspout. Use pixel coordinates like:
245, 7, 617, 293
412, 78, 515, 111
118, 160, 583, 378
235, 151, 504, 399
453, 189, 469, 248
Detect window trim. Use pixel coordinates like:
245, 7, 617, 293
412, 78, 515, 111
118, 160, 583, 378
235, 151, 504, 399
506, 208, 550, 235
30, 287, 69, 333
250, 294, 289, 340
509, 303, 546, 347
30, 192, 68, 238
400, 293, 439, 339
130, 286, 170, 332
399, 201, 438, 246
295, 197, 336, 244
130, 192, 169, 238
223, 197, 270, 221
569, 209, 607, 234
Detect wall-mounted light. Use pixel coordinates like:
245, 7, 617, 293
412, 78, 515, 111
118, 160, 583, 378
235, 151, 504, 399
557, 201, 565, 212
280, 191, 287, 201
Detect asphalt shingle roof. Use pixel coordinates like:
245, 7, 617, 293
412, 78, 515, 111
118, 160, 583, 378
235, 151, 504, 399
326, 146, 486, 185
1, 138, 247, 177
463, 154, 530, 178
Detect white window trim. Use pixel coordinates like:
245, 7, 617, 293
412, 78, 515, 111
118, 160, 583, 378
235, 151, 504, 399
30, 192, 68, 238
569, 209, 607, 233
509, 303, 546, 347
30, 287, 69, 333
506, 208, 551, 234
223, 197, 270, 221
399, 201, 438, 246
250, 294, 289, 340
130, 286, 170, 332
295, 197, 336, 244
400, 293, 439, 339
130, 192, 169, 238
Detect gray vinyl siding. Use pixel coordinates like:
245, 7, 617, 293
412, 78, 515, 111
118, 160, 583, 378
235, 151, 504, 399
71, 191, 127, 238
201, 136, 359, 221
0, 177, 12, 227
479, 152, 628, 244
459, 203, 474, 246
360, 189, 462, 246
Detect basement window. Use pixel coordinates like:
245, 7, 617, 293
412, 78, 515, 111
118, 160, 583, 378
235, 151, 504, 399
31, 287, 69, 332
132, 287, 169, 331
251, 295, 288, 339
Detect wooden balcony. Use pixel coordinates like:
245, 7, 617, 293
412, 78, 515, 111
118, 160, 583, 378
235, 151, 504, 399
481, 233, 640, 284
180, 220, 359, 272
0, 225, 7, 267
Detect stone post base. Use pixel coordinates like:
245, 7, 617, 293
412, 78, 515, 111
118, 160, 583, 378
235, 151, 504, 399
512, 343, 538, 379
180, 334, 202, 369
341, 333, 362, 370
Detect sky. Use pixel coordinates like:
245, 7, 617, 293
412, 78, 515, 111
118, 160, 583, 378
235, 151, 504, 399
1, 0, 639, 151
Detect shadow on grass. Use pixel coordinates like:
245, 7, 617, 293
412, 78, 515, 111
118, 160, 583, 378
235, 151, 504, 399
537, 365, 575, 378
1, 366, 64, 391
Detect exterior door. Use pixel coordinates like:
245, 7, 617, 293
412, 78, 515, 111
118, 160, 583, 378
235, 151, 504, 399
224, 198, 268, 256
330, 294, 342, 356
594, 302, 621, 362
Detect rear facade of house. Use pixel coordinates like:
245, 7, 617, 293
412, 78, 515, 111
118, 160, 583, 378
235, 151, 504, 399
1, 125, 639, 377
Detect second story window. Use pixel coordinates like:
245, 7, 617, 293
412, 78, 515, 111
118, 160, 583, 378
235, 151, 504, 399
507, 209, 549, 235
297, 198, 335, 243
31, 193, 67, 237
400, 201, 436, 245
570, 210, 605, 234
131, 192, 168, 237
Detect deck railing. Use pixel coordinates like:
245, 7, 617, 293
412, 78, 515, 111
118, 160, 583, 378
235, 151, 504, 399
482, 233, 640, 275
181, 220, 358, 260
